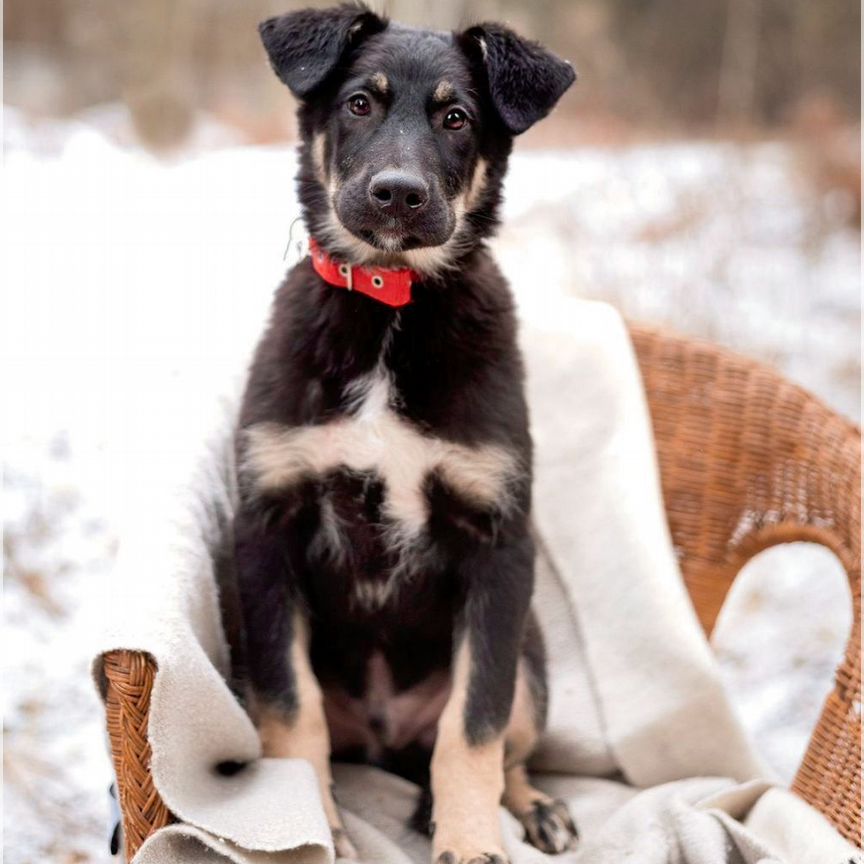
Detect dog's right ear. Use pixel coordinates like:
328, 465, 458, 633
259, 4, 387, 99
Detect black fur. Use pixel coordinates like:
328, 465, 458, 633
259, 4, 386, 99
236, 254, 533, 728
458, 24, 577, 135
235, 4, 575, 851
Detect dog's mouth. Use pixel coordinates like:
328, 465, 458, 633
357, 227, 427, 251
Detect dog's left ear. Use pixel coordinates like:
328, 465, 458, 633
457, 23, 576, 135
259, 4, 387, 99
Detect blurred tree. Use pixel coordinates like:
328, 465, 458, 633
3, 0, 859, 144
718, 0, 760, 125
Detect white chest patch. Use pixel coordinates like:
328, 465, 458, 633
243, 367, 518, 543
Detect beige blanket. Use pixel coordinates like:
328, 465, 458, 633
94, 296, 859, 864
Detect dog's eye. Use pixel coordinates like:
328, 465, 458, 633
443, 108, 468, 131
347, 94, 371, 117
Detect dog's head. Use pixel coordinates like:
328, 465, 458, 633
260, 4, 575, 275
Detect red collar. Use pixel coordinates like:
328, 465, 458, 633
309, 238, 418, 308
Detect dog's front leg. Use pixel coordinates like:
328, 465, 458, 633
431, 535, 534, 864
235, 507, 357, 859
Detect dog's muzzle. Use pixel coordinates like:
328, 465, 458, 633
335, 171, 454, 251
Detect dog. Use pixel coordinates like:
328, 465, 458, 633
234, 5, 577, 862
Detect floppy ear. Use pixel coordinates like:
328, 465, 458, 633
458, 23, 576, 135
259, 4, 387, 99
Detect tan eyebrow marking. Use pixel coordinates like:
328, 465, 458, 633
433, 80, 455, 102
370, 72, 389, 94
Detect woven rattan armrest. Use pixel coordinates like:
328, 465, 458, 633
103, 651, 171, 860
103, 326, 862, 858
630, 324, 861, 846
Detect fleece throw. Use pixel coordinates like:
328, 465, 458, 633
94, 295, 859, 864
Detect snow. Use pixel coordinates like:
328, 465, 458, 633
2, 105, 857, 862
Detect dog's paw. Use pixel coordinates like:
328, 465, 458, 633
517, 799, 578, 854
435, 853, 509, 864
333, 826, 359, 859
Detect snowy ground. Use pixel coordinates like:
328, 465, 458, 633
2, 106, 858, 863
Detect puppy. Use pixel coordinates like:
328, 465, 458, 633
235, 6, 576, 862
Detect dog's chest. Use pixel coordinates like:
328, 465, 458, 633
243, 365, 516, 599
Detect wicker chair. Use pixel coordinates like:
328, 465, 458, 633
103, 325, 862, 861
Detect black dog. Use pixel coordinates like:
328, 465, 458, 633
235, 5, 576, 862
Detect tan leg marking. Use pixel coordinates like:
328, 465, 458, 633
501, 662, 578, 854
504, 658, 538, 768
431, 641, 507, 863
502, 763, 537, 813
256, 613, 357, 858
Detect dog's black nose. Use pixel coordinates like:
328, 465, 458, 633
368, 171, 429, 218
